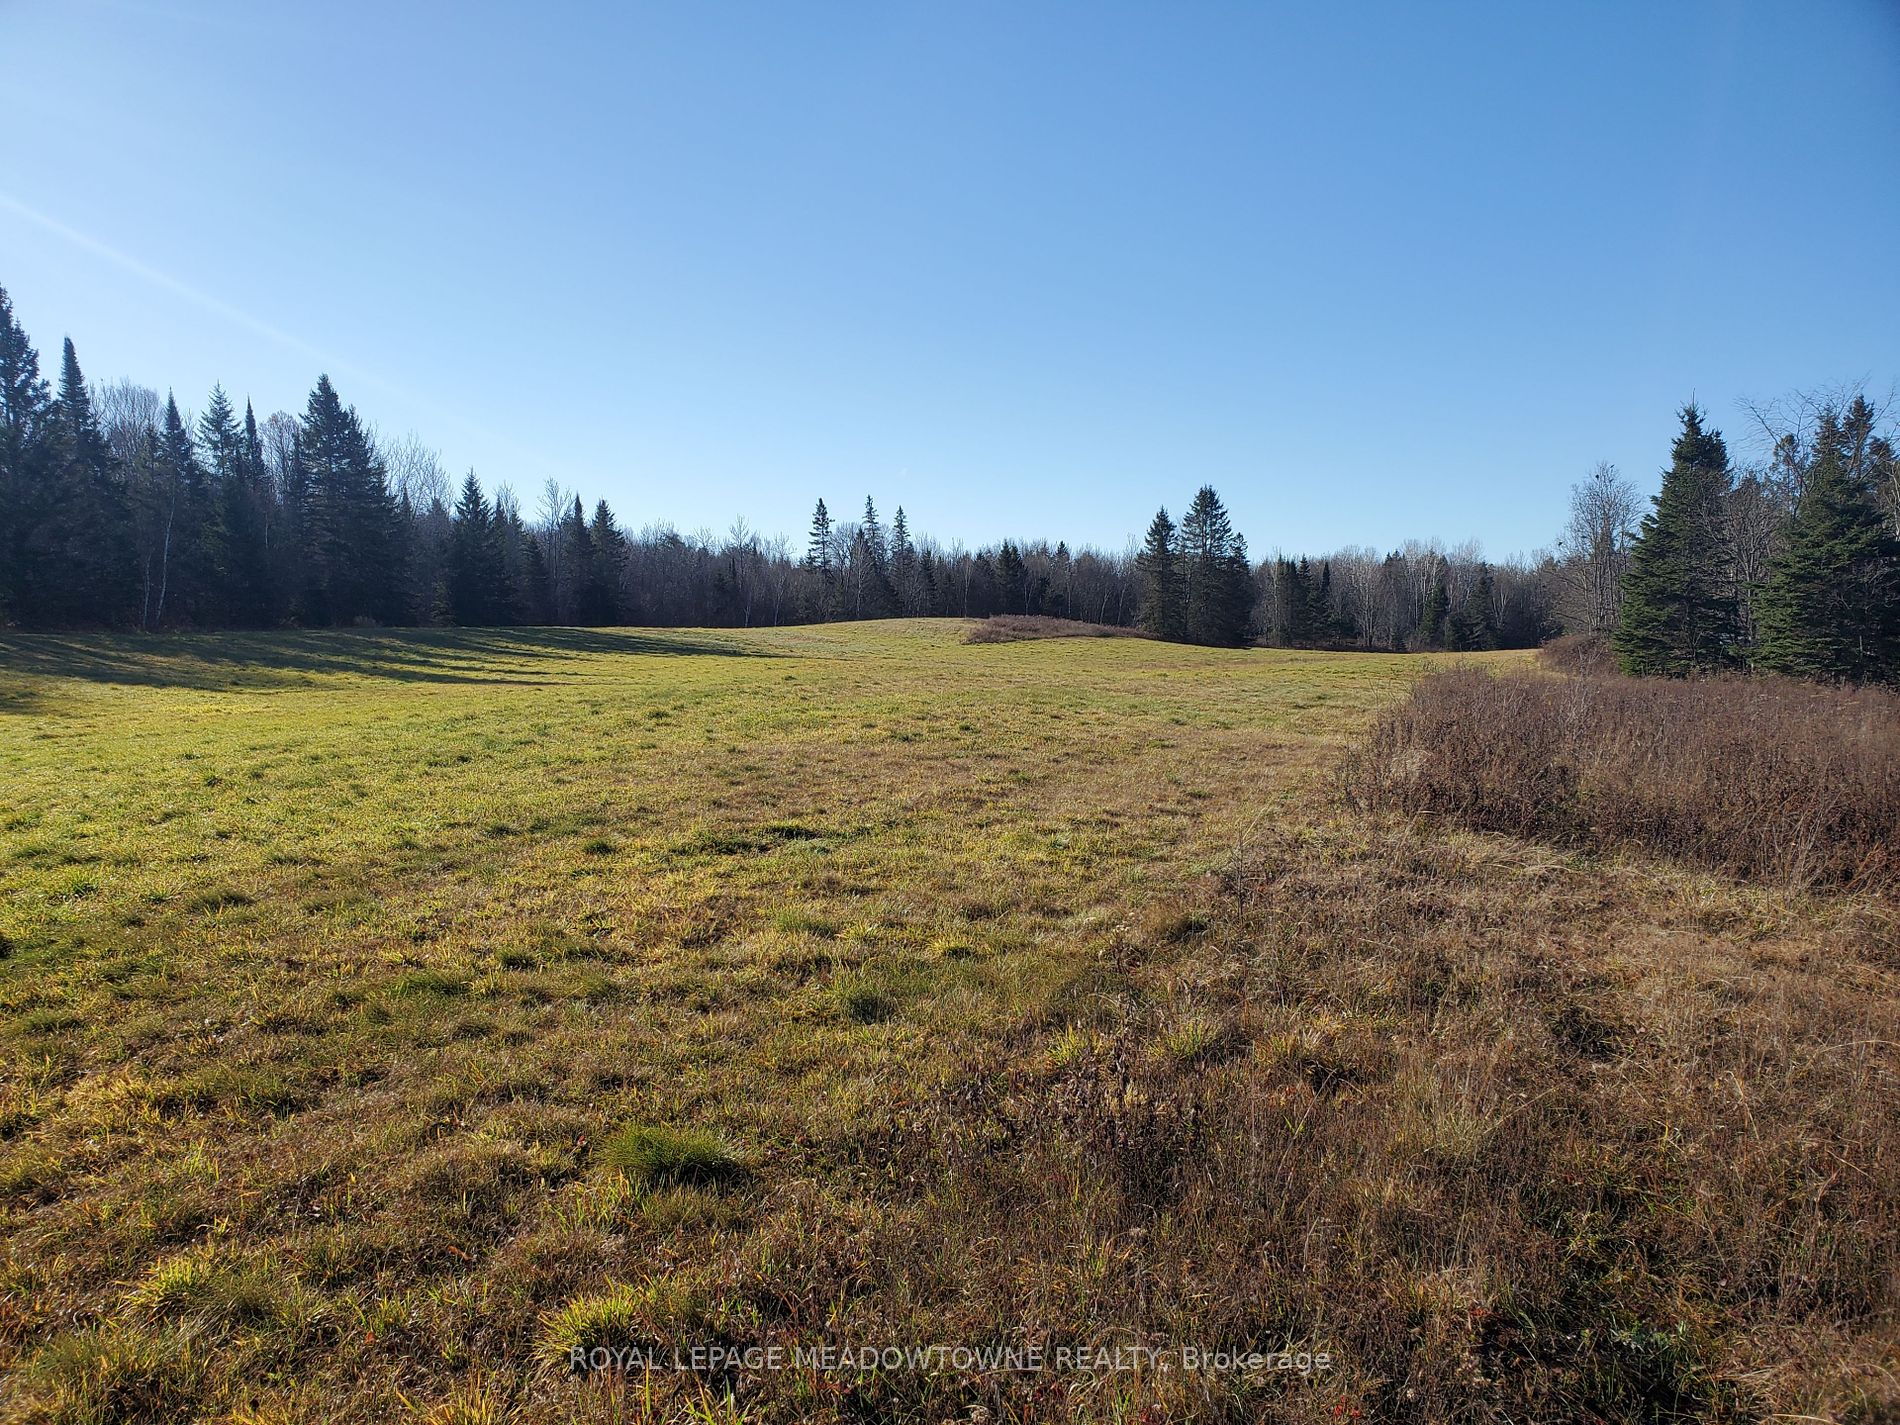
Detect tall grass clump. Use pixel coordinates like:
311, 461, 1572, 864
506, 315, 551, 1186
963, 615, 1150, 644
1344, 668, 1900, 889
596, 1124, 743, 1189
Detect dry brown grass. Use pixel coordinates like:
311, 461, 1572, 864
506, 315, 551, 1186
4, 627, 1896, 1421
1538, 631, 1616, 675
963, 615, 1152, 643
1344, 667, 1900, 891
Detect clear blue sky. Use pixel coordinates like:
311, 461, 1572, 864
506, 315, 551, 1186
3, 1, 1896, 559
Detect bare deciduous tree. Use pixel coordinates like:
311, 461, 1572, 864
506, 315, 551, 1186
1555, 461, 1639, 634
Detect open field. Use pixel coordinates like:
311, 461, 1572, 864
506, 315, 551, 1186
0, 622, 1894, 1423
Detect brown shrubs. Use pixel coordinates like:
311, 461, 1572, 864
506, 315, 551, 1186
963, 616, 1150, 644
1344, 668, 1900, 890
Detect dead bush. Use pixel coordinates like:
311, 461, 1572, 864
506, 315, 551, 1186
963, 616, 1149, 644
1343, 668, 1900, 890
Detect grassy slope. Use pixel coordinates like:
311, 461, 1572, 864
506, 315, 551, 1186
0, 623, 1891, 1423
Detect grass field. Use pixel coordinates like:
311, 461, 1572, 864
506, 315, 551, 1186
0, 622, 1893, 1423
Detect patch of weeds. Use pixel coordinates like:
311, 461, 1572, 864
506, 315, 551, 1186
596, 1124, 744, 1189
1159, 1014, 1224, 1065
834, 974, 895, 1025
398, 1138, 542, 1227
162, 1063, 306, 1116
771, 908, 839, 939
580, 837, 617, 856
21, 1324, 207, 1423
126, 1250, 317, 1334
185, 888, 254, 914
17, 1007, 83, 1036
391, 968, 472, 999
538, 1279, 707, 1370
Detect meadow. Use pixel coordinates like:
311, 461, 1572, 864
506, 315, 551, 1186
0, 621, 1893, 1423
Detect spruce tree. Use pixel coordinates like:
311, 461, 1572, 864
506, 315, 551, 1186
447, 470, 496, 624
1271, 557, 1307, 646
224, 397, 277, 624
804, 499, 833, 572
860, 496, 886, 568
298, 376, 401, 624
1137, 507, 1183, 639
1614, 404, 1741, 675
150, 395, 207, 626
41, 339, 132, 624
889, 506, 916, 613
1308, 559, 1335, 644
0, 286, 50, 622
559, 495, 593, 623
996, 541, 1026, 614
586, 500, 623, 623
1178, 486, 1252, 645
1754, 408, 1900, 683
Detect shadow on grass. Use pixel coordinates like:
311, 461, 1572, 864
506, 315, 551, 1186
0, 625, 768, 699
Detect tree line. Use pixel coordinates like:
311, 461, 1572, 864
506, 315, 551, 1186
1, 281, 1570, 650
62, 280, 1900, 665
1553, 395, 1900, 683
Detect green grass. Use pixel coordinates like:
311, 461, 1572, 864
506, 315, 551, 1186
0, 620, 1516, 1420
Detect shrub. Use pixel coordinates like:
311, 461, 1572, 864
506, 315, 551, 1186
1343, 668, 1900, 889
596, 1124, 742, 1189
1537, 631, 1615, 675
963, 616, 1149, 644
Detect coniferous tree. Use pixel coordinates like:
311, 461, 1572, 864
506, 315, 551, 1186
1754, 407, 1900, 682
996, 541, 1026, 614
1178, 486, 1252, 645
1137, 507, 1183, 639
586, 500, 623, 624
0, 285, 50, 622
446, 470, 498, 624
860, 496, 886, 569
198, 385, 271, 625
804, 499, 833, 573
298, 375, 401, 625
521, 532, 553, 624
889, 506, 917, 613
41, 339, 132, 624
1614, 404, 1741, 675
1269, 557, 1308, 646
1307, 559, 1335, 644
149, 395, 208, 626
802, 498, 835, 618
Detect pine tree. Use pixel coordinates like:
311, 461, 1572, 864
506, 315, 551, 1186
40, 339, 132, 624
0, 285, 50, 622
996, 541, 1026, 614
889, 506, 917, 613
149, 395, 207, 626
1754, 408, 1900, 683
1269, 557, 1306, 646
226, 398, 277, 624
1137, 507, 1183, 639
1178, 486, 1252, 645
1614, 404, 1742, 675
860, 496, 886, 568
298, 375, 402, 625
198, 384, 267, 624
447, 470, 497, 624
805, 499, 833, 573
586, 500, 623, 624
